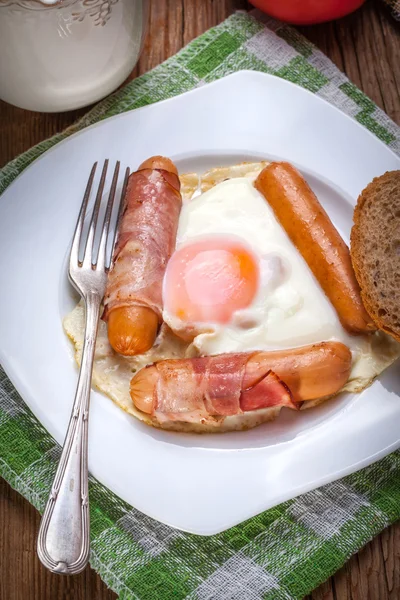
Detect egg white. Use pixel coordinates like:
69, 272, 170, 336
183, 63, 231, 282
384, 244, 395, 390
163, 176, 396, 378
164, 177, 342, 353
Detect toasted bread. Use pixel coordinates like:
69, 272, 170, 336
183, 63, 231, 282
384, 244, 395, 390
351, 171, 400, 342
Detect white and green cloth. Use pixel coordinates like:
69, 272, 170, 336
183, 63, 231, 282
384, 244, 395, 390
383, 0, 400, 19
1, 11, 399, 600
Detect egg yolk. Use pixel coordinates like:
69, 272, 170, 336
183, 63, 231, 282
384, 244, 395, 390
163, 238, 259, 324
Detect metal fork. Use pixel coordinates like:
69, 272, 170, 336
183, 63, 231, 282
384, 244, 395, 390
37, 160, 129, 575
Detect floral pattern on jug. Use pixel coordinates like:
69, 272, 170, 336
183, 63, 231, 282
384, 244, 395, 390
0, 0, 119, 26
0, 0, 148, 111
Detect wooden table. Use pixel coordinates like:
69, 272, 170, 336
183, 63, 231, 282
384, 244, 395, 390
1, 1, 399, 598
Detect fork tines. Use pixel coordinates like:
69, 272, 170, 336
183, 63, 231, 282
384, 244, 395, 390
70, 160, 130, 273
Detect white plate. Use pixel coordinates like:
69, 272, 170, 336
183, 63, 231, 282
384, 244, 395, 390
0, 71, 399, 535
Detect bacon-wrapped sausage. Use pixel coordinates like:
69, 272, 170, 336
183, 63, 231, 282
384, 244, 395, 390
255, 162, 375, 335
104, 156, 182, 355
130, 342, 351, 423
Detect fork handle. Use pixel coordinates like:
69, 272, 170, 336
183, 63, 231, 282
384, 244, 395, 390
37, 295, 101, 575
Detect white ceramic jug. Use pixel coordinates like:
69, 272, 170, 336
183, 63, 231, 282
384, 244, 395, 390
0, 0, 148, 112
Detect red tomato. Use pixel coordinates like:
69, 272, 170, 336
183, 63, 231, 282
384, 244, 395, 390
250, 0, 365, 24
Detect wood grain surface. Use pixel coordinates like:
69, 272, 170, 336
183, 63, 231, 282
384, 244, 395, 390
0, 1, 399, 599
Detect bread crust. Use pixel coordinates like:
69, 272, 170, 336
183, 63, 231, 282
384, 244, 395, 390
351, 171, 400, 342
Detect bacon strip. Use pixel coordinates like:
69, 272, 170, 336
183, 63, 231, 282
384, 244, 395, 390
148, 354, 299, 424
240, 371, 293, 412
103, 166, 182, 320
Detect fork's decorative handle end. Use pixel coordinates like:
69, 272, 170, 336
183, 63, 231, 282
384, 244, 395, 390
37, 384, 91, 575
37, 505, 90, 576
37, 300, 100, 575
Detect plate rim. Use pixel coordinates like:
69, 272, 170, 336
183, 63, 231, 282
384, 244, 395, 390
0, 70, 399, 535
1, 70, 399, 202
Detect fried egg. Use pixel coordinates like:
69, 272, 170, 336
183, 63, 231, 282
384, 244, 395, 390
64, 162, 400, 433
163, 177, 344, 353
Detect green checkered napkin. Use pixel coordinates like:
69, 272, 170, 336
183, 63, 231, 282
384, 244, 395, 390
382, 0, 400, 19
1, 11, 400, 600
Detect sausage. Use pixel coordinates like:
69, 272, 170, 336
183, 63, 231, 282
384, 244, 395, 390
254, 162, 375, 335
104, 156, 182, 356
242, 341, 351, 405
130, 341, 351, 421
107, 305, 159, 357
131, 353, 298, 423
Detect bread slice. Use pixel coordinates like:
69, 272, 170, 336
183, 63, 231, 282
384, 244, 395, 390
351, 171, 400, 342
